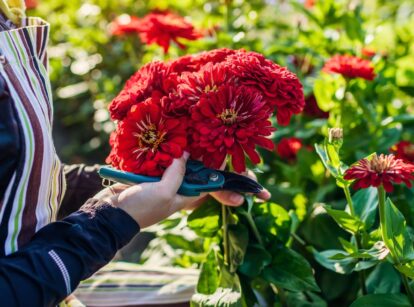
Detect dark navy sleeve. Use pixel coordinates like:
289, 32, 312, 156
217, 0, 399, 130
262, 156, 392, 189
0, 199, 140, 307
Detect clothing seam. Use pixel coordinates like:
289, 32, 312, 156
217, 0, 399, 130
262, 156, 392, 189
48, 249, 71, 295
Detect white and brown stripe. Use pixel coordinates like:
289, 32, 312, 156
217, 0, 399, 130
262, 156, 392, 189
0, 14, 66, 255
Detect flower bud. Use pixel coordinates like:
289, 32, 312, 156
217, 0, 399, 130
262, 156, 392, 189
328, 128, 343, 149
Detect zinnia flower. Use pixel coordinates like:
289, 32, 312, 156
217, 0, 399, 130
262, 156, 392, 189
109, 98, 187, 176
188, 85, 275, 173
303, 95, 329, 119
361, 47, 376, 58
109, 61, 170, 120
225, 50, 305, 126
277, 137, 303, 161
323, 55, 376, 81
390, 141, 414, 163
110, 15, 142, 36
344, 154, 414, 192
25, 0, 38, 9
136, 11, 202, 53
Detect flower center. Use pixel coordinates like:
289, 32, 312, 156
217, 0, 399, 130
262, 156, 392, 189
369, 154, 392, 173
204, 84, 218, 93
137, 124, 166, 150
218, 108, 238, 125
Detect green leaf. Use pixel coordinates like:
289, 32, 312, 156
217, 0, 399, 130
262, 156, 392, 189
228, 223, 249, 271
366, 262, 401, 294
314, 77, 336, 112
353, 188, 378, 229
286, 291, 328, 307
310, 248, 356, 274
350, 294, 411, 307
395, 261, 414, 279
253, 202, 291, 244
196, 249, 220, 294
315, 144, 339, 178
263, 246, 320, 292
325, 142, 341, 169
325, 206, 364, 234
238, 245, 272, 278
188, 199, 221, 237
382, 198, 414, 262
191, 287, 243, 307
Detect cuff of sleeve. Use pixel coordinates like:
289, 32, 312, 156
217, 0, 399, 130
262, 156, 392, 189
80, 198, 140, 246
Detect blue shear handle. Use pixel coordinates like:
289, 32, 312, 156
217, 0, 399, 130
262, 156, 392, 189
98, 166, 225, 197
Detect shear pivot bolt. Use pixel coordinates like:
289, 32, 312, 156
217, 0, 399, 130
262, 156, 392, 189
209, 173, 219, 182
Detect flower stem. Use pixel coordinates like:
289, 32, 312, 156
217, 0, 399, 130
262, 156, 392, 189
244, 211, 264, 246
401, 274, 414, 307
378, 185, 414, 305
222, 204, 229, 265
377, 185, 386, 242
343, 185, 367, 294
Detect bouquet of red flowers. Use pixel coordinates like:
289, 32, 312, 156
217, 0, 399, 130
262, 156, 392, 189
106, 48, 305, 176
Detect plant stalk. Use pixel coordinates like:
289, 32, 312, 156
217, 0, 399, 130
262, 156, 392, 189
244, 211, 264, 246
343, 185, 367, 294
222, 204, 230, 265
378, 185, 414, 305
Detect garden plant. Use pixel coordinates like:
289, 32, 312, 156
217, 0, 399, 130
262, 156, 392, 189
31, 0, 414, 306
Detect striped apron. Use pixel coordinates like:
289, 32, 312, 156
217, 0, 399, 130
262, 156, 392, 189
0, 15, 66, 256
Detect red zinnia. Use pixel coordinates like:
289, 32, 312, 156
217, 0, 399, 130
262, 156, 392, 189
109, 61, 170, 121
110, 15, 142, 36
277, 137, 303, 161
344, 154, 414, 192
390, 141, 414, 163
361, 47, 376, 58
323, 55, 376, 81
225, 50, 305, 126
303, 95, 329, 119
136, 11, 202, 53
109, 98, 187, 176
189, 85, 275, 173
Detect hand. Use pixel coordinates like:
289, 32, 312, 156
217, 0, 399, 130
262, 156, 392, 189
99, 153, 271, 228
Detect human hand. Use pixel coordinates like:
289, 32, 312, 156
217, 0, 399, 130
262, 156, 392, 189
99, 153, 270, 228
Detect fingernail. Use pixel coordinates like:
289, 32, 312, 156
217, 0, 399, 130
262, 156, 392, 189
230, 194, 244, 204
183, 151, 190, 160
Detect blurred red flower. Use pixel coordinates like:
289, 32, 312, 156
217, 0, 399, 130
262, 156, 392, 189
277, 137, 303, 161
136, 11, 202, 53
344, 154, 414, 192
110, 15, 142, 36
304, 0, 316, 9
361, 47, 376, 58
25, 0, 37, 9
390, 141, 414, 163
189, 85, 275, 173
109, 99, 187, 176
323, 55, 376, 81
303, 95, 329, 119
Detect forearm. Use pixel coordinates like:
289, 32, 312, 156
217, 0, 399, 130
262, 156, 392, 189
0, 199, 140, 306
58, 164, 103, 219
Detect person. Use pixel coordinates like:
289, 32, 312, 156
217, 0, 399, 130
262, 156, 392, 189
0, 4, 271, 306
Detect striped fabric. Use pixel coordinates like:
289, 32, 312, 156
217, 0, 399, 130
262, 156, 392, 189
74, 262, 198, 307
0, 13, 66, 256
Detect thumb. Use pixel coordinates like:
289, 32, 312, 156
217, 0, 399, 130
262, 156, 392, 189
160, 152, 190, 193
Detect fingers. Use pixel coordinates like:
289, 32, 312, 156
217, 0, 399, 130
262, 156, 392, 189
160, 152, 190, 194
242, 169, 271, 201
211, 190, 245, 206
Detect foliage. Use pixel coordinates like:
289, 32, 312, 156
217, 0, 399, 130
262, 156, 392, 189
31, 0, 414, 305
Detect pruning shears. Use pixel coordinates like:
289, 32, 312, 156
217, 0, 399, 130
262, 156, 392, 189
99, 160, 263, 197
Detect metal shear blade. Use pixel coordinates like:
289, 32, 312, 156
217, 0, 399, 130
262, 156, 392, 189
218, 171, 263, 194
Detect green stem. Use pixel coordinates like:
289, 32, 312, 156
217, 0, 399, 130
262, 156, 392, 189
225, 0, 232, 33
244, 212, 264, 246
378, 186, 414, 305
343, 185, 367, 294
377, 185, 386, 241
222, 205, 229, 265
343, 185, 356, 216
401, 274, 414, 307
